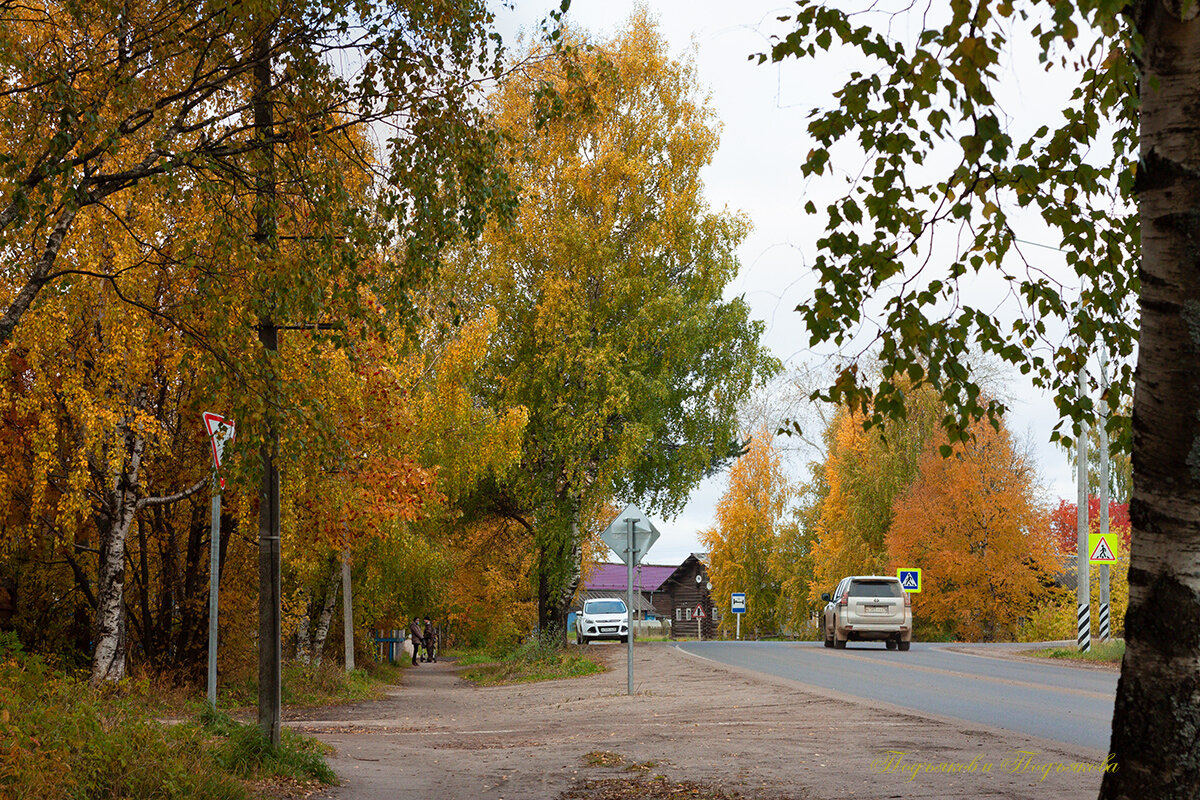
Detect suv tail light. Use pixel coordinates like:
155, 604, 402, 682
904, 593, 911, 607
838, 594, 848, 607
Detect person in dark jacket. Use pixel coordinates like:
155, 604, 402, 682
408, 617, 424, 666
422, 617, 438, 663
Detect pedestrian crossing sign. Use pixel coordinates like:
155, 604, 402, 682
1088, 533, 1119, 564
897, 568, 922, 593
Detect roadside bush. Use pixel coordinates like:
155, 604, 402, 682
199, 709, 335, 784
0, 633, 337, 799
1019, 558, 1126, 643
1018, 598, 1075, 642
0, 633, 245, 800
789, 620, 822, 641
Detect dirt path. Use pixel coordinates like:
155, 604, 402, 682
296, 643, 1112, 800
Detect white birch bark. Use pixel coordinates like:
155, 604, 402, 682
89, 430, 145, 687
310, 560, 341, 668
1105, 3, 1200, 797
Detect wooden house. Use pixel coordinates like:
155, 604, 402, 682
662, 554, 719, 639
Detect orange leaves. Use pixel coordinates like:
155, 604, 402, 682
887, 420, 1059, 641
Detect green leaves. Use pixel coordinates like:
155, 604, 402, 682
763, 0, 1137, 445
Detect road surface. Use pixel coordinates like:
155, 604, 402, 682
676, 640, 1117, 750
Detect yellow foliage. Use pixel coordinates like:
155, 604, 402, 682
443, 518, 537, 650
1019, 538, 1129, 642
703, 430, 793, 636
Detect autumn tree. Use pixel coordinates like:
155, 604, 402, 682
702, 430, 794, 636
768, 0, 1200, 788
888, 418, 1059, 641
448, 11, 777, 635
1048, 496, 1132, 554
804, 383, 944, 601
0, 0, 529, 689
0, 0, 514, 346
278, 308, 527, 662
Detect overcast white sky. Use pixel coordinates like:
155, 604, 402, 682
493, 1, 1091, 566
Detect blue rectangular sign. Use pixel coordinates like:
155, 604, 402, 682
731, 592, 747, 613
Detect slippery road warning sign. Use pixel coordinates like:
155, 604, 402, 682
897, 568, 922, 593
1089, 533, 1118, 564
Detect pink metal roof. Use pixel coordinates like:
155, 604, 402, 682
586, 563, 676, 592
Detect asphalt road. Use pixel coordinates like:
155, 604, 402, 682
675, 640, 1118, 751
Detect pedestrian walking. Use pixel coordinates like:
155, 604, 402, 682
423, 617, 438, 663
408, 616, 424, 666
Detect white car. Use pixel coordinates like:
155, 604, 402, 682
575, 598, 629, 644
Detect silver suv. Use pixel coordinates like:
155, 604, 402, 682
821, 575, 912, 650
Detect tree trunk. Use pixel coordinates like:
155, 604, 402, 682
310, 559, 341, 668
295, 592, 313, 666
1103, 5, 1200, 797
552, 517, 584, 646
536, 507, 583, 646
90, 432, 145, 687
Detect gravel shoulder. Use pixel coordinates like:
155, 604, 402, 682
298, 643, 1112, 800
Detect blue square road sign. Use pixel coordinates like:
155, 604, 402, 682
897, 568, 922, 593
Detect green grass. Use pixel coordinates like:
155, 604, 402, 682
198, 708, 335, 784
1024, 639, 1125, 663
455, 633, 606, 686
217, 658, 402, 711
0, 632, 337, 800
441, 649, 499, 666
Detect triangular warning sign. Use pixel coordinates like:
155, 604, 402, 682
202, 412, 235, 488
1090, 537, 1116, 563
901, 573, 918, 589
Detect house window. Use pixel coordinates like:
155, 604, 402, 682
712, 608, 719, 622
685, 607, 692, 621
676, 608, 682, 621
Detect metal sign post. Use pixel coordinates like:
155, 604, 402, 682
626, 517, 636, 696
202, 413, 234, 710
600, 504, 661, 696
731, 593, 746, 640
207, 471, 221, 708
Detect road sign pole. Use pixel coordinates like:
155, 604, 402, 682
1076, 364, 1090, 653
1098, 355, 1111, 642
626, 517, 636, 696
736, 612, 740, 641
207, 471, 221, 709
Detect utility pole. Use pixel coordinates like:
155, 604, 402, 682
1076, 365, 1091, 653
253, 23, 282, 747
1098, 349, 1111, 643
342, 548, 355, 671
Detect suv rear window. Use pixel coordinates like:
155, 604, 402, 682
848, 580, 903, 598
584, 599, 626, 614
